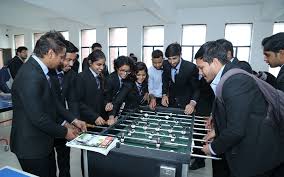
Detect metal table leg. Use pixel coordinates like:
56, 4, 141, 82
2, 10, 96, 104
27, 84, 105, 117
83, 149, 89, 177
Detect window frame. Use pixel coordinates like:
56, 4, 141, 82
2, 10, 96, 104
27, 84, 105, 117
224, 23, 253, 62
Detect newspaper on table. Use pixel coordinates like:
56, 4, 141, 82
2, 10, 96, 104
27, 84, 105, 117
66, 133, 119, 155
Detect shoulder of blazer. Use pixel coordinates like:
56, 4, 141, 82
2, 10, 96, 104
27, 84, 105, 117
277, 67, 284, 79
24, 56, 46, 77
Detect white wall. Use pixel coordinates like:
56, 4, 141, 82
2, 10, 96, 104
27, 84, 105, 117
5, 4, 284, 72
0, 25, 10, 49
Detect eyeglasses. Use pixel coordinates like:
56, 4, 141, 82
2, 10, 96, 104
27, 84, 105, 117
118, 69, 131, 75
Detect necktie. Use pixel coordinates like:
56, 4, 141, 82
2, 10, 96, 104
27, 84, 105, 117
57, 72, 64, 90
46, 72, 51, 88
171, 68, 177, 83
95, 76, 101, 89
137, 83, 143, 96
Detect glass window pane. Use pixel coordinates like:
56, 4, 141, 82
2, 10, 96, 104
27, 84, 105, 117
182, 25, 206, 45
143, 47, 153, 68
273, 22, 284, 34
236, 47, 250, 62
225, 24, 252, 46
81, 29, 96, 47
109, 47, 119, 72
60, 31, 69, 40
119, 47, 127, 57
109, 28, 127, 46
182, 47, 193, 62
34, 33, 44, 46
81, 48, 91, 61
14, 34, 24, 49
153, 46, 164, 52
144, 26, 164, 45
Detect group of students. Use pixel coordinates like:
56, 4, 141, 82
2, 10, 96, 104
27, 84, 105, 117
8, 30, 284, 177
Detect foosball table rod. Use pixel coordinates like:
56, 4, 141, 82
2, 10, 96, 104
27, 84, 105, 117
191, 153, 221, 160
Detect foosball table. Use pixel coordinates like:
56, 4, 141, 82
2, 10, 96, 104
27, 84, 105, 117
83, 106, 217, 177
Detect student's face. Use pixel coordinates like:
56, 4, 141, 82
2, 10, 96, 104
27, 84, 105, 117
136, 70, 147, 84
196, 58, 217, 83
18, 50, 28, 60
117, 65, 130, 79
90, 58, 105, 74
47, 48, 66, 69
263, 50, 283, 68
152, 57, 163, 70
61, 52, 77, 72
168, 55, 181, 68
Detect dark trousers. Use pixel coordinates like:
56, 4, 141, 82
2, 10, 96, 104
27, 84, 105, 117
54, 138, 71, 177
18, 151, 56, 177
212, 155, 231, 177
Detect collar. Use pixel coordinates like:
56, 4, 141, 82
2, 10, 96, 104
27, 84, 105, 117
89, 67, 99, 78
210, 65, 225, 95
175, 58, 182, 71
56, 69, 64, 75
32, 54, 49, 76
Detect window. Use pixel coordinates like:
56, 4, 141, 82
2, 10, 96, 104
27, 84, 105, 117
14, 34, 24, 51
109, 27, 127, 72
143, 26, 164, 67
60, 31, 69, 40
81, 29, 96, 60
182, 24, 206, 63
269, 22, 284, 77
33, 33, 44, 47
225, 23, 252, 62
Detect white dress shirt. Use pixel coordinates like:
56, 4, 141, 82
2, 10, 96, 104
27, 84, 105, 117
148, 66, 163, 98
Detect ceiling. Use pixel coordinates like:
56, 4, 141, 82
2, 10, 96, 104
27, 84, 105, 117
0, 0, 282, 31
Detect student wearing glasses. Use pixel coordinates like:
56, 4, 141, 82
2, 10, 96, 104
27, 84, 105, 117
104, 56, 135, 125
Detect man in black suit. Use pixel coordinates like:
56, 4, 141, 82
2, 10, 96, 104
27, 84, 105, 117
8, 46, 28, 79
216, 39, 253, 73
10, 31, 86, 177
196, 41, 283, 177
190, 47, 215, 171
261, 32, 284, 176
161, 43, 199, 115
49, 40, 80, 177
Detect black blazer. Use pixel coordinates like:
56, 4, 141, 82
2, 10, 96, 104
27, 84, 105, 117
231, 57, 252, 74
10, 56, 75, 159
8, 56, 24, 79
195, 77, 214, 116
104, 72, 122, 103
211, 63, 282, 177
111, 81, 148, 116
49, 69, 80, 122
162, 59, 200, 108
276, 66, 284, 91
76, 68, 106, 123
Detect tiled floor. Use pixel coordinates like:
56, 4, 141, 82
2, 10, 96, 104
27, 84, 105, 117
0, 111, 213, 177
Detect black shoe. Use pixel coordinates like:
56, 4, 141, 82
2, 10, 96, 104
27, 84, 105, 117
190, 159, 205, 170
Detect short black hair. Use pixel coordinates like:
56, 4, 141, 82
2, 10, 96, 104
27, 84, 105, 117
34, 31, 66, 58
194, 46, 205, 59
152, 50, 163, 58
16, 46, 28, 53
165, 43, 182, 58
216, 39, 234, 57
200, 41, 229, 65
63, 40, 79, 53
91, 43, 102, 50
113, 56, 134, 72
262, 32, 284, 52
